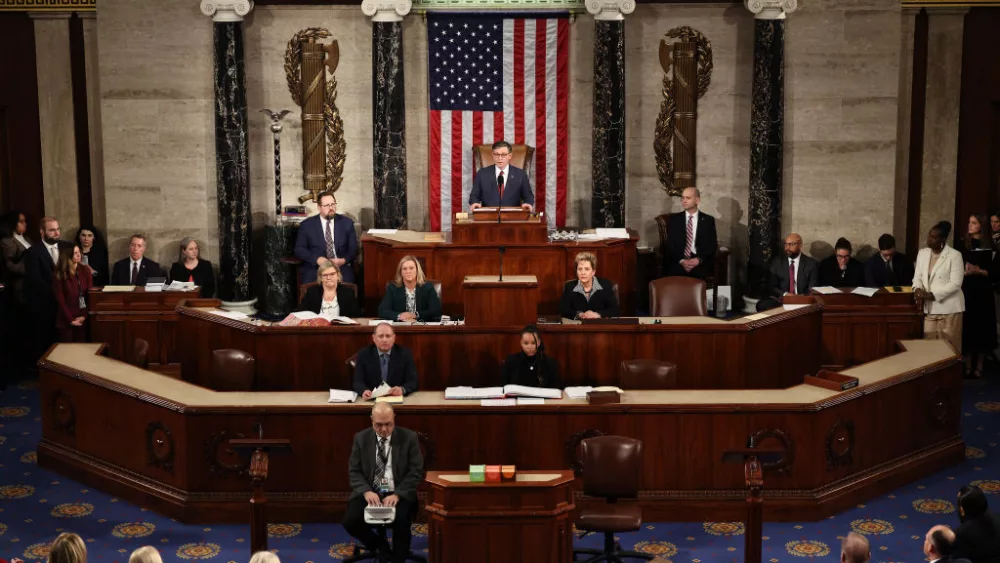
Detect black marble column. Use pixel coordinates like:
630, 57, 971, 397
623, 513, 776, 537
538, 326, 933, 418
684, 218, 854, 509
213, 22, 253, 303
373, 21, 407, 229
592, 20, 626, 228
746, 19, 785, 298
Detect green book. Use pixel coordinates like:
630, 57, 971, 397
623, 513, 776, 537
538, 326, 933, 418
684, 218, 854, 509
469, 465, 486, 482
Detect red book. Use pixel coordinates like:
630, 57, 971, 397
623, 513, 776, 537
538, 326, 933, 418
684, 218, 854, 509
485, 465, 501, 482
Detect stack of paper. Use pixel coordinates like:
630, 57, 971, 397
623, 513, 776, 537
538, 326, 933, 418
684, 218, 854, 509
812, 286, 842, 295
516, 398, 546, 405
503, 385, 563, 399
445, 386, 505, 400
165, 281, 197, 292
328, 389, 358, 403
102, 285, 135, 293
850, 287, 879, 297
481, 398, 516, 407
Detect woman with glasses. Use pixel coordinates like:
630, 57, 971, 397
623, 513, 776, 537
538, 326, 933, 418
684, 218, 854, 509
299, 261, 362, 318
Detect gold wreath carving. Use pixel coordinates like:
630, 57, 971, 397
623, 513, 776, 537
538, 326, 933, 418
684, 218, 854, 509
654, 26, 714, 196
283, 28, 347, 196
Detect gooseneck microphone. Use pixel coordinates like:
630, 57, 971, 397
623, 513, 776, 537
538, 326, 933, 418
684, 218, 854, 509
499, 246, 506, 282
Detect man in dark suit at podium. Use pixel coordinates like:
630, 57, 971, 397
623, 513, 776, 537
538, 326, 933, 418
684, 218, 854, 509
293, 191, 358, 283
343, 402, 424, 563
354, 323, 419, 399
469, 140, 534, 212
110, 234, 163, 285
663, 187, 717, 279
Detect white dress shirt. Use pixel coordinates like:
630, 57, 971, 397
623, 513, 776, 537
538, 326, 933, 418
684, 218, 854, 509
496, 164, 509, 183
375, 434, 395, 492
320, 296, 341, 318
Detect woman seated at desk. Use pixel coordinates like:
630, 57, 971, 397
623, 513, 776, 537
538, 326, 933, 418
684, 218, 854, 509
378, 255, 442, 322
559, 251, 619, 320
299, 262, 362, 317
168, 237, 216, 298
502, 325, 561, 388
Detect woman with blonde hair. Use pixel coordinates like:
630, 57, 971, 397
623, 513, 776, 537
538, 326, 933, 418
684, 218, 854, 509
298, 261, 362, 317
248, 551, 280, 563
377, 255, 441, 321
559, 252, 619, 320
47, 532, 86, 563
128, 546, 163, 563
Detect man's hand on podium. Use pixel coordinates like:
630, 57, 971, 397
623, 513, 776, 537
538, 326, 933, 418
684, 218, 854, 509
470, 203, 482, 211
522, 203, 533, 212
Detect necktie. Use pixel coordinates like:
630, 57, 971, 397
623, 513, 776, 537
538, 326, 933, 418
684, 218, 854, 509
324, 218, 335, 259
887, 260, 893, 273
373, 436, 389, 490
380, 353, 389, 383
49, 245, 58, 265
497, 170, 505, 200
131, 262, 139, 285
684, 214, 694, 259
788, 260, 796, 295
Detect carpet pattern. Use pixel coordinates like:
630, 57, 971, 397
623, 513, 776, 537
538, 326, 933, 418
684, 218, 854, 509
0, 375, 997, 563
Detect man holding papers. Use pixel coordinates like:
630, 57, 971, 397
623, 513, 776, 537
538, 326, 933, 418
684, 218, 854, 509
342, 403, 424, 563
354, 324, 419, 399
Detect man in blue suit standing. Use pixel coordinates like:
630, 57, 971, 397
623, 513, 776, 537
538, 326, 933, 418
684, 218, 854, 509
294, 191, 359, 284
469, 140, 534, 211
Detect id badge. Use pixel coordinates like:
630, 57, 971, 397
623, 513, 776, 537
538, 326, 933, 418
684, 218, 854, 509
79, 295, 87, 309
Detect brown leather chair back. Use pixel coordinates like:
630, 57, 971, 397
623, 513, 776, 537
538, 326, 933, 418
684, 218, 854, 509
649, 276, 707, 317
472, 144, 535, 178
424, 280, 443, 300
619, 359, 678, 389
211, 349, 256, 391
298, 281, 358, 304
131, 338, 150, 370
580, 436, 643, 500
654, 213, 670, 255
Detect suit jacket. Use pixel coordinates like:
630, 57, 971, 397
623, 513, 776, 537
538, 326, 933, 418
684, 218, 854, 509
81, 246, 110, 287
353, 343, 419, 396
348, 426, 424, 502
663, 211, 718, 279
293, 214, 358, 284
912, 245, 965, 315
818, 256, 866, 287
378, 283, 442, 322
864, 252, 915, 287
767, 254, 820, 299
298, 283, 362, 318
24, 241, 72, 318
560, 277, 620, 319
111, 257, 163, 286
0, 236, 29, 304
954, 513, 1000, 563
469, 165, 534, 207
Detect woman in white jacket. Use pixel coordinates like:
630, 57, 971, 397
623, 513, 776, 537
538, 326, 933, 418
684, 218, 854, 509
912, 221, 966, 353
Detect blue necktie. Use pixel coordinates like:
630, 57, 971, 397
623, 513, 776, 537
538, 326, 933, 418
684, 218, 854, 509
380, 354, 389, 383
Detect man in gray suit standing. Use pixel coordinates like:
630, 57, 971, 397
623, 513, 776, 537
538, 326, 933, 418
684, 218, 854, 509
342, 402, 424, 563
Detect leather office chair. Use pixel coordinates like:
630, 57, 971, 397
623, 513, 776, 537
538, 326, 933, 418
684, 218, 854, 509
297, 281, 359, 305
649, 276, 707, 317
424, 280, 442, 300
131, 338, 150, 370
210, 349, 256, 391
471, 143, 535, 178
573, 436, 654, 563
619, 359, 678, 390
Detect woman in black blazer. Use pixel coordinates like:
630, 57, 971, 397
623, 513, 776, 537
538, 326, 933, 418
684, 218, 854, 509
75, 225, 110, 287
168, 237, 216, 298
378, 255, 442, 321
298, 262, 362, 317
559, 251, 620, 319
502, 325, 561, 388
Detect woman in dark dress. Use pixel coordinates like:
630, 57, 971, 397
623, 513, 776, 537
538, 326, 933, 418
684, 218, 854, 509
501, 325, 562, 388
75, 225, 109, 287
168, 237, 216, 298
53, 244, 93, 343
959, 214, 997, 378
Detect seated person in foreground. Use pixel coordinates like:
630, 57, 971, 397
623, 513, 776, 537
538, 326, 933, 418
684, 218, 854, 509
502, 325, 561, 388
560, 251, 620, 319
953, 484, 1000, 563
818, 237, 865, 287
377, 255, 442, 322
168, 237, 216, 297
298, 262, 362, 317
864, 233, 914, 287
469, 140, 534, 212
343, 402, 424, 563
756, 232, 819, 312
353, 323, 419, 399
111, 234, 163, 285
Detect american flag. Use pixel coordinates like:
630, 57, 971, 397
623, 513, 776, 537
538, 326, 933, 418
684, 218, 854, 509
427, 13, 569, 231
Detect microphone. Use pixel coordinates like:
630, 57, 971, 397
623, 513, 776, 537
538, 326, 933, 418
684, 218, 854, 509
498, 246, 506, 282
497, 172, 505, 224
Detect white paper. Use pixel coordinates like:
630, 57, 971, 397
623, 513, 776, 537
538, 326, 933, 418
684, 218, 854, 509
850, 287, 879, 297
165, 281, 197, 291
503, 384, 563, 399
144, 285, 163, 292
368, 319, 394, 326
211, 310, 250, 320
564, 386, 594, 399
369, 382, 392, 399
516, 398, 545, 405
290, 311, 321, 320
782, 304, 810, 311
595, 228, 630, 239
445, 386, 505, 400
328, 389, 358, 403
481, 399, 516, 407
101, 285, 135, 293
368, 229, 398, 235
812, 286, 843, 295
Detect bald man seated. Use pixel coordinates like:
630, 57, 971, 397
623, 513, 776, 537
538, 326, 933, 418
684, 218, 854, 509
353, 323, 419, 399
342, 403, 424, 563
924, 524, 972, 563
841, 532, 870, 563
756, 232, 820, 312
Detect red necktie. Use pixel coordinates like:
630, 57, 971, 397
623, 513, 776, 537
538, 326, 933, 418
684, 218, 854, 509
788, 260, 796, 295
684, 214, 694, 259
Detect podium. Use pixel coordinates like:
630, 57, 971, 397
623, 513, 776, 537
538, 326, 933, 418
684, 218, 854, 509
424, 470, 575, 563
721, 447, 785, 563
462, 275, 538, 327
452, 208, 548, 245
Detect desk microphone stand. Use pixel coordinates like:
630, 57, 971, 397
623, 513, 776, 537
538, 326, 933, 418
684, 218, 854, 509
230, 428, 292, 557
721, 447, 784, 563
498, 246, 506, 282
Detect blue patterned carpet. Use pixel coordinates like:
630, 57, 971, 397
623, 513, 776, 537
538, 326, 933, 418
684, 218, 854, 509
1, 374, 998, 563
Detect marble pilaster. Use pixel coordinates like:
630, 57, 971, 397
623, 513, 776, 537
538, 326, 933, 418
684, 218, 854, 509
588, 0, 631, 227
203, 0, 254, 308
745, 0, 794, 299
365, 0, 411, 229
80, 11, 107, 230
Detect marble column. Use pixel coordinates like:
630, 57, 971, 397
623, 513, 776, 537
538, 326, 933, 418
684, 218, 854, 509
201, 0, 255, 311
588, 0, 632, 228
364, 0, 411, 229
744, 0, 795, 302
80, 11, 107, 230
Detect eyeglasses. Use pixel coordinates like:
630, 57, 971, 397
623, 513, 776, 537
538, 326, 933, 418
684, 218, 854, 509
492, 152, 511, 158
319, 202, 336, 209
320, 274, 339, 279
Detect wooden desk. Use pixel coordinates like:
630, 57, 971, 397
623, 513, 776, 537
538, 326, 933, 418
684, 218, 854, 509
175, 301, 823, 391
361, 230, 638, 316
88, 288, 195, 370
462, 275, 538, 327
808, 289, 922, 368
37, 340, 962, 524
424, 470, 575, 563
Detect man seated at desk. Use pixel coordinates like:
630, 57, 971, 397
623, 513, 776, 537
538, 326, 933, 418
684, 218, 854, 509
502, 325, 561, 388
354, 323, 419, 399
343, 402, 424, 563
560, 252, 619, 319
469, 140, 534, 212
110, 234, 163, 285
865, 233, 914, 287
756, 233, 819, 311
378, 255, 441, 322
